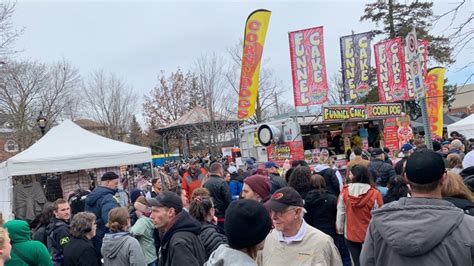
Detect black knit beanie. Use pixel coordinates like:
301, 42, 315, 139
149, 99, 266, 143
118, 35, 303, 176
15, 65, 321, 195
224, 199, 272, 250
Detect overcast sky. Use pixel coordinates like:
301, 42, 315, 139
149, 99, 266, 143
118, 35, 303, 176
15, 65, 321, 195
11, 0, 473, 120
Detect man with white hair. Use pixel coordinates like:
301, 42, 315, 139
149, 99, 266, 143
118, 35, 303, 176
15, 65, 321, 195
261, 187, 342, 266
449, 139, 465, 160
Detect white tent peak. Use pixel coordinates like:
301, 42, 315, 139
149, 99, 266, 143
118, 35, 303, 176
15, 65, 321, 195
3, 119, 151, 176
448, 114, 474, 139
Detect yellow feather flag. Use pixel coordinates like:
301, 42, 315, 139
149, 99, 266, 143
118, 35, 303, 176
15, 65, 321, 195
237, 9, 271, 120
425, 67, 445, 139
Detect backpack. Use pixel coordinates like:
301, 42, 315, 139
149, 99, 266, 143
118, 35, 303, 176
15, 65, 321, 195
46, 221, 69, 265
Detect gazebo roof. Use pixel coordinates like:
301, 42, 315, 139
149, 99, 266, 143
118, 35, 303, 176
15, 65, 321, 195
156, 106, 238, 133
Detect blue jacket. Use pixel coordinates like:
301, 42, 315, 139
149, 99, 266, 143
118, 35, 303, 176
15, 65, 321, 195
84, 186, 119, 254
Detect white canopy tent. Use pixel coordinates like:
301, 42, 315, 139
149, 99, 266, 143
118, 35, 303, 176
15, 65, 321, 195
0, 120, 152, 219
448, 114, 474, 139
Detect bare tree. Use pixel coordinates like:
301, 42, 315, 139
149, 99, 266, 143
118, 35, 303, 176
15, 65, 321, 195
142, 68, 194, 127
82, 70, 138, 140
328, 73, 345, 105
434, 0, 473, 85
0, 59, 80, 149
225, 41, 286, 123
193, 53, 229, 151
0, 2, 23, 56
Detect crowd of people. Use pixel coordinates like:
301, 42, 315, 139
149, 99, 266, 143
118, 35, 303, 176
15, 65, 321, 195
0, 133, 473, 266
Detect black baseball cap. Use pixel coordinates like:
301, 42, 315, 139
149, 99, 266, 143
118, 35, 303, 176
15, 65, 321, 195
264, 187, 304, 212
405, 149, 445, 184
371, 148, 384, 156
146, 191, 183, 213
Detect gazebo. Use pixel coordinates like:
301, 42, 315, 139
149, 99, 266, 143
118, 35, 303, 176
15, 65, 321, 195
156, 107, 240, 156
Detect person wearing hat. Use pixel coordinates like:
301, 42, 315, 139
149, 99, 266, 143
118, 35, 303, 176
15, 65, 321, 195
85, 171, 121, 255
368, 148, 395, 187
146, 191, 206, 266
205, 199, 272, 266
265, 161, 288, 193
203, 162, 232, 230
128, 189, 145, 226
360, 149, 474, 266
227, 165, 244, 200
129, 197, 157, 266
182, 159, 208, 199
261, 187, 342, 266
242, 175, 271, 203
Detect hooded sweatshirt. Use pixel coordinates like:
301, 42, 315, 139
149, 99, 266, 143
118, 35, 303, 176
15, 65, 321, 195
101, 231, 146, 266
360, 197, 474, 266
159, 211, 207, 266
129, 216, 157, 264
4, 220, 53, 266
204, 244, 256, 266
336, 183, 383, 243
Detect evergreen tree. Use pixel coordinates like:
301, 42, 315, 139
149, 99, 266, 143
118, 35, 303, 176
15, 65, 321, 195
128, 115, 143, 145
142, 120, 162, 154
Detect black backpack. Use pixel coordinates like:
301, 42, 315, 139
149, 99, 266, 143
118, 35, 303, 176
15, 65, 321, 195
68, 190, 90, 217
46, 222, 68, 265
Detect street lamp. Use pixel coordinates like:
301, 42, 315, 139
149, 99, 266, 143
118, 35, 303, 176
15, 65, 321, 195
37, 111, 47, 135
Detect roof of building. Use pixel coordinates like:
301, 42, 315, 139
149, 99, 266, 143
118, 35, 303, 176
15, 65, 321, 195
74, 119, 105, 130
158, 106, 236, 132
450, 83, 474, 110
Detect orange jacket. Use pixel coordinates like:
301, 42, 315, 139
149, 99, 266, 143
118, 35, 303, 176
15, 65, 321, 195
181, 167, 207, 197
336, 183, 383, 243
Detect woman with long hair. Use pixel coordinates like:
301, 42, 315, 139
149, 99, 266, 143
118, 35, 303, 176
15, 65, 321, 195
288, 166, 313, 199
32, 202, 55, 246
383, 175, 410, 204
442, 171, 474, 216
101, 207, 146, 266
189, 195, 227, 258
63, 212, 101, 266
447, 154, 463, 175
336, 165, 383, 266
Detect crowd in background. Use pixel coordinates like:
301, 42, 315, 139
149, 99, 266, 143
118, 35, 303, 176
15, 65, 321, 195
0, 131, 473, 266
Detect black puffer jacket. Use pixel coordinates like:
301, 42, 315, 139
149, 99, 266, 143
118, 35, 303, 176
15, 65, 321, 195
304, 190, 338, 240
369, 159, 395, 187
199, 223, 227, 259
203, 175, 232, 219
159, 211, 207, 266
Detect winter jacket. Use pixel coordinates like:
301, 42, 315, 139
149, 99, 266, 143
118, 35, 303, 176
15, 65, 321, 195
205, 244, 256, 266
336, 183, 383, 243
304, 190, 338, 241
315, 165, 341, 197
101, 231, 146, 266
158, 210, 207, 266
46, 217, 71, 264
360, 197, 474, 266
269, 173, 288, 193
182, 167, 207, 197
199, 223, 227, 259
369, 159, 395, 187
32, 226, 48, 246
4, 219, 53, 266
129, 216, 157, 264
444, 196, 474, 216
260, 221, 342, 266
63, 236, 101, 266
84, 186, 120, 254
203, 175, 232, 219
229, 173, 243, 199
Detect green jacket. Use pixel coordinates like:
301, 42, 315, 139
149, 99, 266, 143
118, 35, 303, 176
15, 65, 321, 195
129, 216, 157, 264
4, 219, 53, 266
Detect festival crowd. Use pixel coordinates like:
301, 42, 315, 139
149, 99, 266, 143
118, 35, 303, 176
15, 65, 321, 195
0, 132, 473, 266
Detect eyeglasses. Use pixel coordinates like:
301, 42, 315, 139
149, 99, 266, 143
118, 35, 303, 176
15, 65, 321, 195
271, 207, 298, 217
